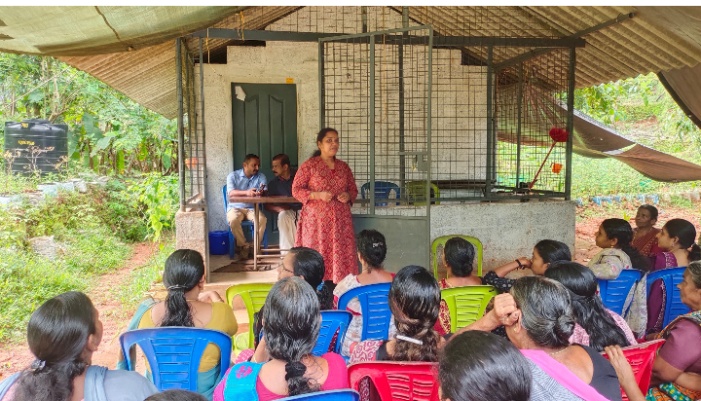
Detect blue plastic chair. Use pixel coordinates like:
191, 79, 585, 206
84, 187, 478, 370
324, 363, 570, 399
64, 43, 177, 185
360, 181, 401, 206
338, 283, 392, 341
598, 270, 643, 315
283, 390, 360, 401
313, 310, 353, 356
222, 184, 268, 259
646, 267, 690, 328
119, 327, 232, 392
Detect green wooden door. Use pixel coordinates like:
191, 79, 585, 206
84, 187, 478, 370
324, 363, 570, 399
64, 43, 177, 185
231, 83, 298, 180
232, 83, 298, 244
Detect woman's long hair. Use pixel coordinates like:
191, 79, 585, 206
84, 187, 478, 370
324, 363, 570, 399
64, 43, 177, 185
601, 218, 651, 271
289, 246, 335, 309
510, 276, 575, 348
13, 291, 97, 401
263, 277, 321, 396
389, 265, 441, 362
160, 249, 204, 327
545, 262, 631, 351
444, 237, 476, 277
439, 331, 531, 401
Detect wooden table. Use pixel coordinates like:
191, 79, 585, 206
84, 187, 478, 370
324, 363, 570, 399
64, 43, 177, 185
228, 195, 300, 270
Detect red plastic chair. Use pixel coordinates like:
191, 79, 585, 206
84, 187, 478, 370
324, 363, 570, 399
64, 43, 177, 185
602, 339, 665, 401
348, 361, 439, 401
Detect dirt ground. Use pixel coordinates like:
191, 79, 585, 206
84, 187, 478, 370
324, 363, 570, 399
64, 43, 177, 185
0, 202, 698, 379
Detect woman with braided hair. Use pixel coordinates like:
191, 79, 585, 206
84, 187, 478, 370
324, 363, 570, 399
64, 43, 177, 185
214, 277, 348, 401
0, 291, 156, 401
349, 265, 444, 363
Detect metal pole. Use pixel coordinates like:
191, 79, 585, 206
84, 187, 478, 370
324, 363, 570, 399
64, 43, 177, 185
199, 37, 207, 206
516, 63, 523, 190
398, 8, 408, 192
485, 46, 494, 200
369, 34, 376, 215
361, 6, 368, 33
176, 38, 185, 211
318, 42, 325, 128
425, 26, 433, 271
565, 47, 576, 200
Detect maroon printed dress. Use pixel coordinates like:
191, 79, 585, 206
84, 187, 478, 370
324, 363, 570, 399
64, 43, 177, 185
292, 156, 358, 283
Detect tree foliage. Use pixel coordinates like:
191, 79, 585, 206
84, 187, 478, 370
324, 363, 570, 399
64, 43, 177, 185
0, 53, 177, 175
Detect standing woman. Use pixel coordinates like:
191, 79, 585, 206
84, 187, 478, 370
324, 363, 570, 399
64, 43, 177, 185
293, 128, 359, 283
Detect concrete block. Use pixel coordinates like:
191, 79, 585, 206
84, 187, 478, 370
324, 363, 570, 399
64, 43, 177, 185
175, 210, 211, 281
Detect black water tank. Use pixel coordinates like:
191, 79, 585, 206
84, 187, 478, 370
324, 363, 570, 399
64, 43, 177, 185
4, 119, 69, 174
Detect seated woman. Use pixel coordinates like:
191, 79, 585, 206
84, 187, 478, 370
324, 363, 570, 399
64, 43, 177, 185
126, 249, 237, 399
632, 205, 662, 259
588, 218, 650, 337
460, 276, 622, 401
0, 291, 157, 401
214, 277, 349, 401
435, 237, 481, 335
350, 265, 444, 363
333, 229, 395, 355
439, 330, 532, 401
243, 246, 334, 363
481, 239, 571, 293
648, 218, 701, 335
545, 262, 636, 350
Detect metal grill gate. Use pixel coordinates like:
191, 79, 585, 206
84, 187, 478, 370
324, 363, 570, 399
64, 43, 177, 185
319, 26, 433, 271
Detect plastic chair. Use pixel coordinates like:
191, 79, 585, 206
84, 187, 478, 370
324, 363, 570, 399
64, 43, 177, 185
440, 285, 497, 332
405, 181, 440, 206
646, 267, 690, 328
119, 327, 231, 392
221, 184, 268, 259
360, 181, 401, 206
602, 339, 665, 401
225, 282, 274, 349
598, 270, 644, 315
348, 361, 440, 401
314, 310, 353, 356
338, 283, 392, 341
431, 235, 484, 279
283, 390, 360, 401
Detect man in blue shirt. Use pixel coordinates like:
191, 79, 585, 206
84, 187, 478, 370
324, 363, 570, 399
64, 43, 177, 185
226, 154, 267, 259
265, 154, 302, 255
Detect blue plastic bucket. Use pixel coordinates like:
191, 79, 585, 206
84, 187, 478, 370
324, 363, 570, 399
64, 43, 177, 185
209, 231, 229, 255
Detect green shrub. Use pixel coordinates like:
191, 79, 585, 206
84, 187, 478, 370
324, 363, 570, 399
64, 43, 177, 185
117, 241, 173, 308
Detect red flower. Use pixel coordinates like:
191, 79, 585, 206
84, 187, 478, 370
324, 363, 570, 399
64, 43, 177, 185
549, 127, 569, 142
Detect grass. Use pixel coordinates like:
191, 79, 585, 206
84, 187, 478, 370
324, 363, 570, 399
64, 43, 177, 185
116, 238, 173, 309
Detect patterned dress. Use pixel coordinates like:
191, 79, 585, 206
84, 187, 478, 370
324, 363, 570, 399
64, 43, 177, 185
292, 156, 359, 283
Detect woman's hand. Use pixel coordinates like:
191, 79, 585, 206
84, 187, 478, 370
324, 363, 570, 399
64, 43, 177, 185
493, 293, 520, 326
604, 345, 645, 401
314, 191, 334, 202
337, 191, 350, 203
516, 257, 532, 269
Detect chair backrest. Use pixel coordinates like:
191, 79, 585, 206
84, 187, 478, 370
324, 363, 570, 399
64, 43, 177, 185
601, 339, 665, 401
314, 310, 353, 356
360, 181, 401, 206
431, 235, 484, 278
405, 181, 440, 206
338, 283, 392, 341
349, 361, 439, 401
226, 282, 274, 348
119, 327, 231, 392
440, 285, 497, 332
222, 184, 228, 213
283, 390, 361, 401
598, 270, 643, 315
646, 267, 690, 327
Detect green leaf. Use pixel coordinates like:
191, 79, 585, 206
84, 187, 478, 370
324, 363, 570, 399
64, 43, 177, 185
27, 90, 44, 103
162, 153, 171, 171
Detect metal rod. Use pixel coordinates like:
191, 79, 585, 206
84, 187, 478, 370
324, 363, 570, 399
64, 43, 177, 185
402, 7, 409, 28
318, 41, 325, 128
361, 6, 368, 33
485, 46, 494, 201
425, 25, 434, 272
565, 46, 576, 200
369, 34, 376, 215
516, 63, 523, 189
398, 13, 407, 192
199, 37, 207, 209
176, 38, 185, 211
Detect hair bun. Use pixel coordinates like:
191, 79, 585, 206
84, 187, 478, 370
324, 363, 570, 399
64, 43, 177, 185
554, 315, 575, 339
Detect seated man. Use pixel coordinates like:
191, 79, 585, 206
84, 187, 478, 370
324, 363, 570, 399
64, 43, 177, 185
226, 154, 267, 259
265, 154, 302, 255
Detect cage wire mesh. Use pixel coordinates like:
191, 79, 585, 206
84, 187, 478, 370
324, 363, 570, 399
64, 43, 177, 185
322, 27, 433, 216
178, 38, 206, 210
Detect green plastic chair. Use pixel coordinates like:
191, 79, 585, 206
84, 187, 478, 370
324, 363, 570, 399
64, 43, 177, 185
432, 235, 483, 279
440, 285, 497, 332
225, 282, 274, 351
405, 181, 440, 206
